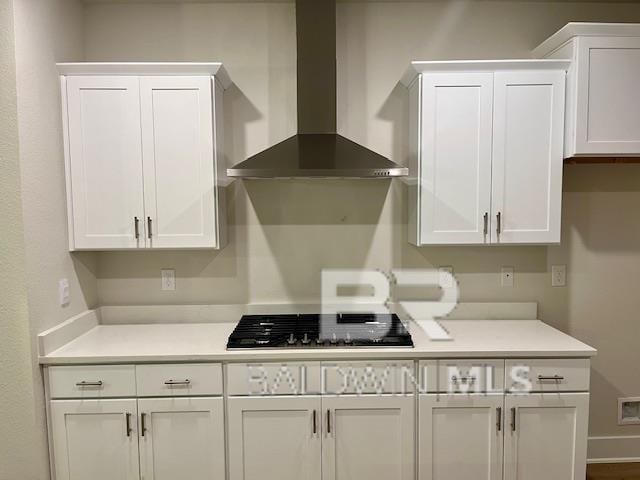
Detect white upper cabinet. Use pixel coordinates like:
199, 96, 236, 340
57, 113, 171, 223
534, 23, 640, 157
491, 71, 565, 244
58, 63, 230, 251
416, 73, 493, 245
65, 76, 145, 250
404, 60, 568, 245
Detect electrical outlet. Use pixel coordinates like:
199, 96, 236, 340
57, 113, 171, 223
501, 266, 514, 287
438, 266, 454, 288
59, 278, 70, 306
551, 265, 567, 287
161, 269, 176, 291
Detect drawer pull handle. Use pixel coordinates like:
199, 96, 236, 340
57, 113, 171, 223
327, 409, 331, 434
75, 381, 103, 387
510, 407, 517, 432
496, 407, 502, 432
537, 375, 565, 383
451, 375, 476, 383
164, 379, 191, 386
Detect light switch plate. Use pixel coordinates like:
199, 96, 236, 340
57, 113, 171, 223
501, 266, 514, 287
551, 265, 567, 287
59, 278, 70, 306
161, 269, 176, 291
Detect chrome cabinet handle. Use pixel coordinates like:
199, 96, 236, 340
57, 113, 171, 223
134, 217, 140, 239
125, 413, 132, 437
496, 407, 502, 432
496, 212, 502, 235
483, 212, 488, 235
537, 375, 565, 382
312, 410, 317, 435
75, 380, 103, 387
164, 379, 191, 386
326, 409, 331, 434
510, 407, 516, 432
141, 413, 147, 437
147, 217, 152, 239
451, 375, 476, 383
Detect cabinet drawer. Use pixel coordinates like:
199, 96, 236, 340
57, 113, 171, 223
438, 359, 505, 393
322, 361, 415, 395
48, 365, 136, 398
226, 362, 321, 396
506, 359, 590, 393
136, 363, 222, 397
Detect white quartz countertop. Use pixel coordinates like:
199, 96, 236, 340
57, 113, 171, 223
39, 319, 596, 365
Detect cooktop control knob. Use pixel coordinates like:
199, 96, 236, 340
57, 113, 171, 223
344, 332, 352, 344
302, 333, 310, 344
287, 333, 297, 345
330, 332, 338, 344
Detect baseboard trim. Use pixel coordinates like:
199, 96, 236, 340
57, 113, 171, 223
587, 435, 640, 464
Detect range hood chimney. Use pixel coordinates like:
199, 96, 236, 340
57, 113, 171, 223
227, 0, 408, 179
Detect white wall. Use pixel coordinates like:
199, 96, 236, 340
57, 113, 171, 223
0, 0, 41, 478
11, 0, 97, 476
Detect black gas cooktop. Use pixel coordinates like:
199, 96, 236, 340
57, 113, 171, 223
226, 313, 414, 349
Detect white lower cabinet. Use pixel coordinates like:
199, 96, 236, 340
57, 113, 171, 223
504, 393, 589, 480
227, 396, 322, 480
419, 394, 503, 480
50, 399, 140, 480
227, 394, 414, 480
323, 395, 415, 480
138, 397, 225, 480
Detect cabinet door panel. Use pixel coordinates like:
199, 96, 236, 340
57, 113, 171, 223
140, 76, 217, 249
227, 396, 322, 480
576, 37, 640, 155
504, 393, 589, 480
323, 395, 414, 480
66, 76, 144, 249
419, 73, 493, 244
138, 397, 225, 480
491, 70, 565, 244
50, 399, 139, 480
419, 394, 503, 480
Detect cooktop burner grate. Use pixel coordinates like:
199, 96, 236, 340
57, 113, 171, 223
227, 313, 413, 349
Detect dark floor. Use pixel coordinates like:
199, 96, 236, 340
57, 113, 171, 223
587, 464, 640, 480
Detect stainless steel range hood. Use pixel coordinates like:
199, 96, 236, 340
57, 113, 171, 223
227, 0, 408, 179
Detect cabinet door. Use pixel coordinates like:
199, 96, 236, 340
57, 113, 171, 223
138, 397, 224, 480
491, 71, 565, 244
227, 396, 322, 480
504, 393, 589, 480
575, 37, 640, 155
419, 73, 493, 245
140, 76, 218, 249
65, 76, 145, 249
322, 395, 414, 480
418, 394, 503, 480
50, 399, 139, 480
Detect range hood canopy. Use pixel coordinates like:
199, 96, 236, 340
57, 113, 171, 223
227, 0, 408, 179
